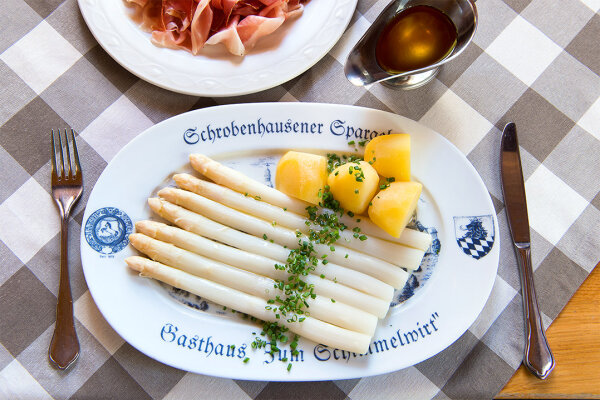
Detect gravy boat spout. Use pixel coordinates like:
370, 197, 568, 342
345, 0, 477, 89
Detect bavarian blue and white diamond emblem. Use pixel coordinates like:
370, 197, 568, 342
85, 207, 133, 255
454, 215, 495, 260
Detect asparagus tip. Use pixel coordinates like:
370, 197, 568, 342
135, 220, 161, 236
157, 187, 177, 198
189, 153, 210, 174
173, 173, 195, 188
125, 256, 145, 272
147, 197, 162, 211
172, 173, 185, 182
128, 233, 143, 246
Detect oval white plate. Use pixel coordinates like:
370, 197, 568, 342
81, 103, 499, 381
77, 0, 357, 96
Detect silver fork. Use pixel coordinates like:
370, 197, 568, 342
49, 129, 83, 370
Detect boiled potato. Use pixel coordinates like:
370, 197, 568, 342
368, 182, 422, 237
276, 151, 328, 205
328, 161, 379, 214
364, 134, 410, 181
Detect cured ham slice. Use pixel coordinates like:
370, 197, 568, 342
124, 0, 308, 56
128, 0, 149, 7
146, 0, 195, 51
151, 29, 191, 51
133, 0, 162, 32
236, 15, 284, 52
205, 15, 245, 56
190, 0, 213, 54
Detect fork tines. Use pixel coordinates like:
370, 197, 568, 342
51, 129, 81, 181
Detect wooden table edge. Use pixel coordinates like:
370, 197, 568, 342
496, 261, 600, 399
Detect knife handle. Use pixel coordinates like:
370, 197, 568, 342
515, 245, 555, 379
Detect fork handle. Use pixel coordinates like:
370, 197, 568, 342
49, 211, 80, 370
515, 245, 555, 379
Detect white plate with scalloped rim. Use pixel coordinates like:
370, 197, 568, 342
77, 0, 357, 97
81, 103, 499, 381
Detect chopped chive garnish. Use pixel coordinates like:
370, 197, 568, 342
252, 152, 372, 371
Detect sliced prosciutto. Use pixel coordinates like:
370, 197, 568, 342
205, 15, 245, 56
124, 0, 308, 56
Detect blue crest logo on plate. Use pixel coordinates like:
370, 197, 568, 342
85, 207, 133, 255
454, 215, 494, 260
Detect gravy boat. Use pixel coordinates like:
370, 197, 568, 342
345, 0, 478, 89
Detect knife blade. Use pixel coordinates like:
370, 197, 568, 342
500, 122, 555, 379
500, 122, 530, 244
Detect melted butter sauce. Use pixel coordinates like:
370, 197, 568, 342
376, 5, 457, 73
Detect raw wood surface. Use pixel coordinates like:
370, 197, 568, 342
497, 262, 600, 399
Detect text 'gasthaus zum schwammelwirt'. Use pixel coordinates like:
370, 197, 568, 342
159, 312, 440, 365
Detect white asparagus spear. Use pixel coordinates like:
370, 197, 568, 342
126, 256, 372, 354
136, 220, 390, 318
130, 233, 378, 336
189, 153, 431, 250
190, 153, 302, 210
174, 173, 425, 270
147, 198, 395, 301
158, 187, 411, 288
338, 214, 431, 251
130, 233, 273, 296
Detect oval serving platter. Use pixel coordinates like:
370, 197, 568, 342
77, 0, 357, 97
81, 103, 499, 381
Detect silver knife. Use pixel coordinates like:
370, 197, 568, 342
500, 122, 555, 379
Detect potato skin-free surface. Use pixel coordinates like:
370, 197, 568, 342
365, 134, 411, 181
328, 161, 379, 214
276, 151, 328, 205
368, 181, 422, 237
